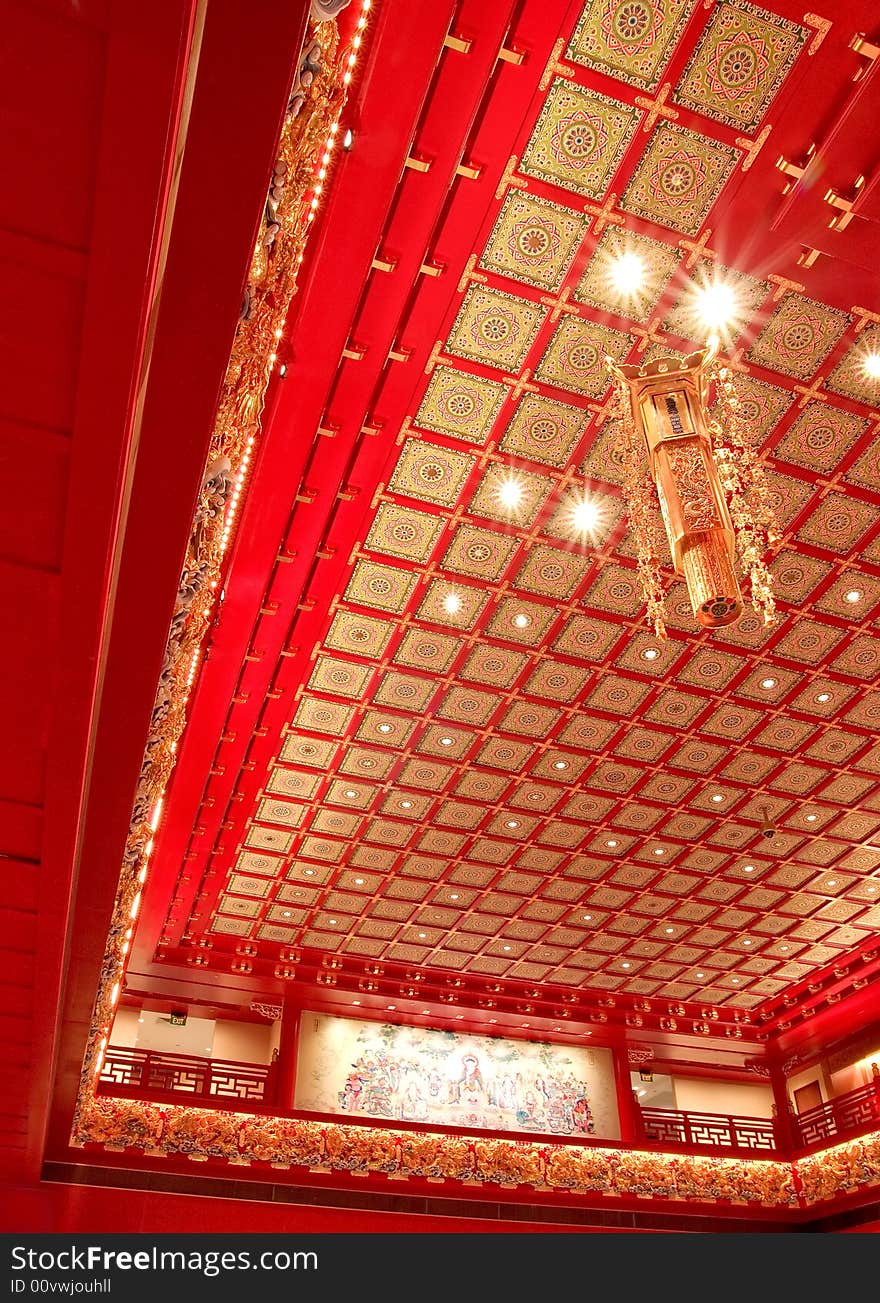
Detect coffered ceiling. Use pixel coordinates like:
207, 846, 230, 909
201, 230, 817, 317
130, 0, 880, 1052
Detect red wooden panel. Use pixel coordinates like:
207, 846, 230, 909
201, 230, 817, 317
0, 421, 69, 570
0, 563, 59, 803
0, 3, 105, 250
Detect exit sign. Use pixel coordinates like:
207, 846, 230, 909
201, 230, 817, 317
169, 1010, 187, 1026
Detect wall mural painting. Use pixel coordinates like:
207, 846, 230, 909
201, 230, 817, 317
294, 1013, 620, 1139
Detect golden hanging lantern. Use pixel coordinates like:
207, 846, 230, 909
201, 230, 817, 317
604, 342, 779, 639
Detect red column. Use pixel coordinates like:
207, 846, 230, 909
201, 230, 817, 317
273, 1003, 301, 1111
769, 1062, 796, 1153
613, 1049, 641, 1143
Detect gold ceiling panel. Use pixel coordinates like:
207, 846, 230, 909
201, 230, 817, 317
499, 393, 588, 468
534, 317, 632, 397
619, 122, 740, 235
520, 79, 641, 198
445, 284, 547, 372
387, 437, 476, 508
480, 190, 590, 292
414, 364, 508, 445
363, 501, 445, 563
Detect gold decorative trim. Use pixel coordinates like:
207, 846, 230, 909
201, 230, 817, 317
72, 12, 363, 1139
78, 1095, 807, 1209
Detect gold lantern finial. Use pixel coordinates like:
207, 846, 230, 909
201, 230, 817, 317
604, 344, 778, 639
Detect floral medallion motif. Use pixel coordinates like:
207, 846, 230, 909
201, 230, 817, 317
515, 545, 593, 600
499, 392, 589, 467
772, 402, 867, 474
747, 293, 850, 380
621, 123, 740, 235
387, 437, 476, 507
795, 491, 876, 555
674, 1, 808, 130
520, 79, 641, 198
414, 365, 508, 445
446, 285, 547, 371
826, 326, 880, 406
481, 191, 589, 291
567, 0, 693, 90
441, 523, 521, 580
535, 318, 632, 396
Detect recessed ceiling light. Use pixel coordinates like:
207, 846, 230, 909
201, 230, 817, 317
642, 647, 660, 661
497, 475, 524, 510
553, 760, 568, 770
418, 932, 426, 939
378, 722, 393, 733
743, 864, 755, 873
450, 892, 459, 900
826, 879, 837, 888
304, 868, 315, 875
711, 793, 724, 803
868, 886, 877, 895
806, 813, 818, 822
400, 799, 413, 809
815, 692, 831, 703
506, 819, 520, 829
328, 918, 337, 925
665, 926, 674, 934
513, 613, 531, 629
344, 788, 357, 798
354, 877, 364, 885
844, 589, 862, 604
606, 838, 619, 848
608, 250, 646, 295
283, 910, 291, 917
863, 352, 880, 379
582, 914, 592, 922
439, 736, 454, 747
387, 1005, 396, 1011
352, 1000, 361, 1006
503, 945, 511, 952
743, 939, 752, 946
443, 591, 462, 614
570, 496, 601, 534
696, 972, 705, 979
731, 977, 740, 984
760, 677, 777, 690
780, 945, 790, 952
695, 280, 739, 331
653, 847, 665, 856
621, 961, 632, 969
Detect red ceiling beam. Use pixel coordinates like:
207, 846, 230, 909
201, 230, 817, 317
43, 0, 313, 1165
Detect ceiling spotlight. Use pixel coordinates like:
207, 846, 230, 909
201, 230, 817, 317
642, 647, 660, 660
621, 961, 632, 969
354, 877, 365, 885
378, 722, 393, 733
653, 847, 665, 856
328, 918, 337, 925
400, 799, 413, 809
826, 879, 837, 888
582, 913, 593, 922
760, 676, 777, 690
743, 864, 755, 873
553, 760, 568, 770
342, 128, 354, 150
450, 892, 460, 900
743, 938, 752, 946
606, 838, 619, 848
862, 352, 880, 379
568, 494, 602, 536
506, 819, 520, 828
513, 613, 531, 628
608, 250, 646, 296
695, 972, 705, 979
503, 944, 511, 952
665, 926, 674, 934
443, 591, 463, 615
344, 789, 357, 798
731, 977, 740, 984
439, 736, 454, 747
418, 932, 426, 939
694, 280, 738, 332
710, 793, 724, 803
806, 813, 818, 823
283, 910, 291, 918
815, 692, 831, 703
844, 589, 862, 604
304, 868, 315, 876
496, 473, 525, 511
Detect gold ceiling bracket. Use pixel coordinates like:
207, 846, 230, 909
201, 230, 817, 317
497, 46, 524, 65
634, 83, 678, 132
736, 124, 772, 173
539, 37, 575, 90
767, 272, 806, 300
494, 155, 528, 199
419, 262, 444, 277
341, 344, 365, 360
404, 154, 432, 173
775, 143, 816, 193
455, 161, 481, 180
804, 13, 832, 56
443, 33, 472, 54
371, 254, 397, 272
457, 252, 488, 293
825, 174, 864, 230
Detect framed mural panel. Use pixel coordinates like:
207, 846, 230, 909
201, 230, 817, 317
294, 1012, 620, 1140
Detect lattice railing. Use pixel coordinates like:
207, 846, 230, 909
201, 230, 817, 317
794, 1082, 880, 1151
98, 1047, 271, 1103
639, 1108, 776, 1153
